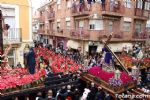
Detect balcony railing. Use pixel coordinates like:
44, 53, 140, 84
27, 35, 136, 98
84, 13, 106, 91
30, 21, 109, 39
49, 29, 55, 35
38, 15, 45, 23
101, 1, 124, 17
71, 2, 90, 17
37, 29, 45, 34
99, 30, 124, 40
3, 28, 22, 44
132, 32, 148, 39
47, 11, 55, 20
113, 31, 124, 39
134, 8, 150, 19
70, 28, 90, 39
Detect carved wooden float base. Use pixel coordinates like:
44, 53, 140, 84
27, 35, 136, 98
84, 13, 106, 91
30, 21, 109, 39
81, 73, 136, 96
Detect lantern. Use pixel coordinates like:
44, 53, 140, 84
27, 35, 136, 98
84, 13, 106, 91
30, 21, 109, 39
115, 70, 121, 79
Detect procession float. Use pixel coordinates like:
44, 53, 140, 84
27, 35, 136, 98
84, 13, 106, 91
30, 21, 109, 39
0, 10, 149, 99
0, 45, 82, 99
80, 34, 150, 99
0, 34, 149, 99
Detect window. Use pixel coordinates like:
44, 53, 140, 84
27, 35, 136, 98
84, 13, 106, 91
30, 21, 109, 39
123, 22, 131, 32
66, 0, 71, 8
57, 0, 61, 10
46, 23, 49, 29
7, 49, 15, 67
108, 21, 113, 32
124, 0, 132, 8
89, 20, 103, 30
79, 20, 84, 28
66, 21, 71, 29
90, 24, 95, 30
135, 23, 142, 33
137, 0, 143, 9
144, 1, 150, 10
57, 22, 60, 29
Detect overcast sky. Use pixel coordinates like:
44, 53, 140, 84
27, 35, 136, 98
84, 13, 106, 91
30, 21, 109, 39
31, 0, 42, 9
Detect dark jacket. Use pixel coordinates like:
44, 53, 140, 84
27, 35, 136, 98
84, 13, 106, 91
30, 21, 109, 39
26, 48, 36, 74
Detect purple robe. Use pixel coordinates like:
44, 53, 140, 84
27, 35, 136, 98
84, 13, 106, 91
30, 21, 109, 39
102, 47, 112, 65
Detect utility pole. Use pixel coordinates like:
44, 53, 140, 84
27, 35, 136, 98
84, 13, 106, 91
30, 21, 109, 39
0, 10, 3, 54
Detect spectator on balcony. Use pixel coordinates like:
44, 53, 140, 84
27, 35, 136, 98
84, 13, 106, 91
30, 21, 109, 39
87, 0, 95, 4
87, 0, 95, 10
101, 0, 106, 11
80, 0, 84, 3
79, 0, 85, 12
110, 0, 115, 11
72, 0, 77, 13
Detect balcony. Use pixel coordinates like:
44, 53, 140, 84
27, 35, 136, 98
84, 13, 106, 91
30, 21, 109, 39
70, 29, 90, 40
112, 31, 124, 39
71, 3, 90, 17
38, 16, 45, 24
132, 32, 148, 41
101, 1, 124, 17
98, 30, 126, 41
49, 29, 55, 35
134, 8, 149, 20
37, 29, 45, 34
3, 28, 22, 44
98, 30, 109, 39
47, 11, 55, 21
54, 29, 65, 37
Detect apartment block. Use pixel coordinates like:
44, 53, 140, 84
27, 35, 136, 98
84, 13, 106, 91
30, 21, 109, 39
0, 0, 32, 67
36, 0, 150, 53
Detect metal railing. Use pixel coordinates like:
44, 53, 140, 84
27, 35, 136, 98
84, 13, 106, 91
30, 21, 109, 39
134, 8, 150, 18
38, 15, 45, 23
132, 32, 148, 39
71, 2, 90, 14
3, 28, 22, 44
47, 11, 55, 19
37, 29, 45, 34
99, 30, 124, 39
102, 1, 124, 14
70, 28, 90, 39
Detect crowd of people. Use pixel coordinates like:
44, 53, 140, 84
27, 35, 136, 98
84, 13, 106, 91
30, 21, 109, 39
1, 41, 149, 100
22, 41, 150, 82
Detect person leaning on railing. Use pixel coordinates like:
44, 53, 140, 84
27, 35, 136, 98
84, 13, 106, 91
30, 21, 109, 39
101, 0, 106, 11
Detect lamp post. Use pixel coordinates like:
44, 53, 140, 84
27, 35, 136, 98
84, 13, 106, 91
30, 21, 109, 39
0, 9, 3, 54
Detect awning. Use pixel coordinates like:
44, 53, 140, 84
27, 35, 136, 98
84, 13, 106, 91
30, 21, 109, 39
97, 44, 103, 52
97, 43, 133, 52
109, 43, 133, 52
67, 40, 80, 49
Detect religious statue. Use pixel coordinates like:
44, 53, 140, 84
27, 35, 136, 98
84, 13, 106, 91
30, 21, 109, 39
0, 44, 12, 70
